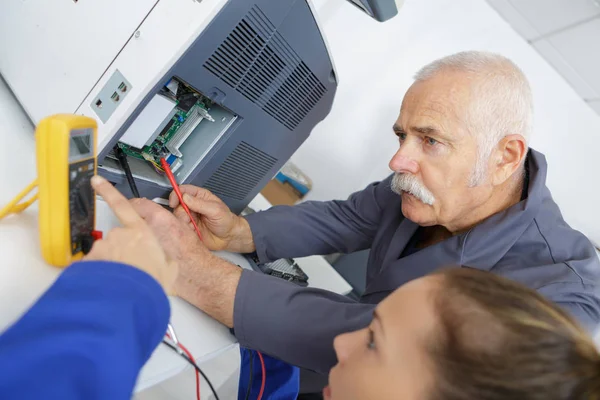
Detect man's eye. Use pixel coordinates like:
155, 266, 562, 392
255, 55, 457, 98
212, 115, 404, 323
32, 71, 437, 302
425, 137, 438, 146
367, 329, 376, 350
398, 132, 407, 141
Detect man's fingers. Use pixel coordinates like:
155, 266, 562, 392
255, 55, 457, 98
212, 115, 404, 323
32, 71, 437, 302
173, 207, 199, 233
180, 185, 216, 200
169, 185, 216, 208
182, 193, 222, 217
168, 190, 180, 209
92, 176, 144, 228
173, 206, 191, 223
105, 226, 126, 240
130, 197, 170, 222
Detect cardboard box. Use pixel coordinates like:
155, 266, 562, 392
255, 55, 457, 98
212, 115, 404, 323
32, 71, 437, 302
261, 179, 303, 206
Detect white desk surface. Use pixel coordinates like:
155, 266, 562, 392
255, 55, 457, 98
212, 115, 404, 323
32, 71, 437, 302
0, 76, 352, 394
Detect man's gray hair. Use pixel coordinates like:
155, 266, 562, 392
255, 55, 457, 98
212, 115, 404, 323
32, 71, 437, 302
414, 51, 533, 186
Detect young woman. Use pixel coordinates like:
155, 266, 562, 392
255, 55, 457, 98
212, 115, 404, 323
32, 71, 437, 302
326, 267, 600, 400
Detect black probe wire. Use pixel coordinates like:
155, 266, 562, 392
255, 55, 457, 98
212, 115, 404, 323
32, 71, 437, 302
244, 349, 254, 400
161, 340, 221, 400
114, 145, 140, 198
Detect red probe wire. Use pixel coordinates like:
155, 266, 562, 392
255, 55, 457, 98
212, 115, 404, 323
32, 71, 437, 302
160, 157, 203, 241
165, 333, 200, 400
179, 342, 201, 400
161, 156, 267, 399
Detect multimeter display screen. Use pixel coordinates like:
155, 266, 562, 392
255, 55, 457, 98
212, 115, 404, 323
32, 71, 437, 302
68, 128, 95, 255
69, 130, 93, 161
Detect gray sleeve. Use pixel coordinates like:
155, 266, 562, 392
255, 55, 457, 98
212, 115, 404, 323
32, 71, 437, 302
538, 282, 600, 333
245, 175, 394, 263
233, 269, 374, 374
559, 301, 600, 334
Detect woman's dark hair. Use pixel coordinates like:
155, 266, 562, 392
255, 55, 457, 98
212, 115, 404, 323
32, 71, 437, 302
429, 267, 600, 400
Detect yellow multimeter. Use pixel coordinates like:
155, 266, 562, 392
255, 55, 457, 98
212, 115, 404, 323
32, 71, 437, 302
36, 114, 99, 267
0, 114, 99, 267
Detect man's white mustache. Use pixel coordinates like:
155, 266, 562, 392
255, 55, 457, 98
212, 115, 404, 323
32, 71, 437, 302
391, 173, 435, 205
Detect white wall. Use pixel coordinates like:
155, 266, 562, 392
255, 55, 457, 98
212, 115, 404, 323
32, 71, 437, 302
292, 0, 600, 246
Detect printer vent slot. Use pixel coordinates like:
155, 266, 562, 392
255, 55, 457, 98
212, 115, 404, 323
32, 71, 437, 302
204, 6, 326, 130
203, 141, 277, 201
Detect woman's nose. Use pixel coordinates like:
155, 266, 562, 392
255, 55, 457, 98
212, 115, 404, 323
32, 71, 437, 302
333, 329, 364, 364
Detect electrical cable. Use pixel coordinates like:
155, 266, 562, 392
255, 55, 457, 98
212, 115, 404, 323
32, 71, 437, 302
114, 146, 140, 198
161, 340, 221, 400
178, 341, 200, 400
0, 179, 38, 220
160, 157, 203, 241
165, 331, 200, 400
150, 160, 164, 171
244, 349, 254, 400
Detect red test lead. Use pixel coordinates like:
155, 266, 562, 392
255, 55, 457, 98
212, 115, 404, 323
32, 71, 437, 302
160, 157, 203, 242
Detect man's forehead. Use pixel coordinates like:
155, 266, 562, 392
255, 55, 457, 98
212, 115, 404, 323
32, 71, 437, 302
397, 101, 454, 133
405, 101, 454, 121
397, 80, 472, 136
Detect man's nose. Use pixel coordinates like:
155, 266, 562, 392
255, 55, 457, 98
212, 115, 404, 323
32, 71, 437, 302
389, 145, 419, 174
333, 330, 362, 364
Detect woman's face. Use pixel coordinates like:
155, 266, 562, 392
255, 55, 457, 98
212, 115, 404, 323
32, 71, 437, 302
325, 276, 439, 400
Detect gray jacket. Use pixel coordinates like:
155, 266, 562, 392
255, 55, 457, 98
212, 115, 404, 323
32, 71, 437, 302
234, 149, 600, 374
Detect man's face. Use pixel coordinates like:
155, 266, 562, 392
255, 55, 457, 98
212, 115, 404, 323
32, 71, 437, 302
389, 72, 492, 230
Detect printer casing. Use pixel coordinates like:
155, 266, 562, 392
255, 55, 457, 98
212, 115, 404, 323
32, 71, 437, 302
0, 0, 337, 213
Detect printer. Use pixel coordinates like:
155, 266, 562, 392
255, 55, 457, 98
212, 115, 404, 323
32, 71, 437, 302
0, 0, 398, 214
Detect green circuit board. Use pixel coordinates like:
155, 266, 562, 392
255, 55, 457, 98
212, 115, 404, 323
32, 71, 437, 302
114, 76, 214, 169
118, 102, 204, 164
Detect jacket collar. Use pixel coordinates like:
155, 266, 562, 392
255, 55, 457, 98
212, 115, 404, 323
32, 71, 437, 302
459, 148, 546, 269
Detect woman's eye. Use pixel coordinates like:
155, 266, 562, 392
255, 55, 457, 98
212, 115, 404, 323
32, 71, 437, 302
367, 329, 376, 350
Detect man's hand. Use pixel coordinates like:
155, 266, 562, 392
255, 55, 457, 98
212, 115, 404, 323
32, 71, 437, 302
168, 185, 255, 253
84, 176, 177, 294
129, 196, 211, 299
131, 197, 242, 327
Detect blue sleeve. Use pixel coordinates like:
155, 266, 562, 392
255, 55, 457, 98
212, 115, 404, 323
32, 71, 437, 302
0, 260, 170, 400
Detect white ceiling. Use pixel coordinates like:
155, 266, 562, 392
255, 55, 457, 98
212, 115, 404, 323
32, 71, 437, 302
486, 0, 600, 115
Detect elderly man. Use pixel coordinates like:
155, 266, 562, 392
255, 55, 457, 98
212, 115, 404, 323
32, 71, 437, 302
132, 51, 600, 374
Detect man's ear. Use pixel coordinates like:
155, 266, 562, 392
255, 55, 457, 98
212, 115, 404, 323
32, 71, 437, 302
490, 134, 527, 185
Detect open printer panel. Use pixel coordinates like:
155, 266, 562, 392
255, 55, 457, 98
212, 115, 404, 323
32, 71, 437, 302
97, 0, 337, 214
0, 0, 337, 215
